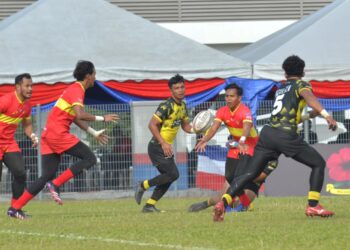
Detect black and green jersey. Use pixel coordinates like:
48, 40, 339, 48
269, 79, 312, 133
153, 97, 189, 144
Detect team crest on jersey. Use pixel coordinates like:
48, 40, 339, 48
171, 119, 181, 128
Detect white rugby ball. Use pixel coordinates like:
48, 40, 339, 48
192, 110, 214, 134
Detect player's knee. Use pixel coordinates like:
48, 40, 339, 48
14, 173, 26, 183
168, 169, 179, 182
320, 158, 326, 168
28, 177, 47, 195
86, 153, 97, 167
12, 168, 26, 180
314, 157, 326, 171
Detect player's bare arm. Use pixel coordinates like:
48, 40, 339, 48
300, 89, 337, 131
301, 109, 319, 122
22, 118, 38, 147
181, 119, 193, 134
73, 105, 119, 122
239, 121, 252, 154
148, 116, 173, 157
73, 118, 109, 145
195, 120, 221, 152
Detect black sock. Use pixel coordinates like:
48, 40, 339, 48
308, 200, 318, 207
223, 198, 229, 207
203, 200, 210, 208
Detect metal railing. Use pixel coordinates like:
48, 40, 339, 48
1, 99, 349, 199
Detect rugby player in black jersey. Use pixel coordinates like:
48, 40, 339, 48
134, 74, 194, 212
213, 55, 338, 221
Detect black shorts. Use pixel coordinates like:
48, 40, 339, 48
148, 140, 177, 173
225, 155, 250, 184
257, 125, 311, 158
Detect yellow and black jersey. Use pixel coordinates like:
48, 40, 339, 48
269, 79, 312, 133
153, 97, 189, 144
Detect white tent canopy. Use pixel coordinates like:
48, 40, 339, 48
234, 0, 350, 81
0, 0, 251, 84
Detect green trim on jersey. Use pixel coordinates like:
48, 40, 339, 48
270, 79, 312, 133
153, 97, 189, 144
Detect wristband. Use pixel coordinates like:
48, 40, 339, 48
239, 136, 246, 143
95, 116, 105, 121
87, 127, 105, 138
300, 114, 310, 122
30, 133, 39, 143
320, 109, 330, 118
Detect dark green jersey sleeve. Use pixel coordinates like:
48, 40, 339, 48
297, 80, 312, 96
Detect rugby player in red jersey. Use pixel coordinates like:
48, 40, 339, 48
0, 73, 38, 216
8, 61, 119, 219
192, 84, 278, 213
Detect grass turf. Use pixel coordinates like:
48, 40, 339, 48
0, 196, 349, 250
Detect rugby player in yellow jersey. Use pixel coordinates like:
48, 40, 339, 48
134, 74, 194, 212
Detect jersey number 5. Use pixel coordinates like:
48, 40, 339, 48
271, 94, 284, 115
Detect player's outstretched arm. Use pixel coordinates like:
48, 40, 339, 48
300, 109, 319, 122
73, 105, 119, 123
74, 119, 109, 145
195, 120, 220, 152
300, 90, 337, 131
181, 119, 193, 134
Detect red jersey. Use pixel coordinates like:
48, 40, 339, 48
43, 82, 85, 138
215, 103, 258, 159
0, 91, 31, 144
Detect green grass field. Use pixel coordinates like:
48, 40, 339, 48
0, 196, 349, 250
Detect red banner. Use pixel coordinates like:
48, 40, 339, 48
102, 78, 224, 98
310, 80, 350, 98
0, 82, 70, 105
1, 79, 349, 106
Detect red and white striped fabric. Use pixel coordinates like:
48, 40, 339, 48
195, 145, 227, 191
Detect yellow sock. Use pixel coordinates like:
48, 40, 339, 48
143, 180, 150, 190
146, 198, 157, 206
222, 194, 232, 205
308, 191, 320, 201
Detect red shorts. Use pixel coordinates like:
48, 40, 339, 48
41, 133, 80, 155
0, 140, 21, 160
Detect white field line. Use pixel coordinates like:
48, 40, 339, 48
0, 230, 217, 250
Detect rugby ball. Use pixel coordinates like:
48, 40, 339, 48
192, 110, 214, 134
